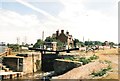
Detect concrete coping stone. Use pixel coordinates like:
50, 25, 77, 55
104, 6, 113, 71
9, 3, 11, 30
0, 72, 23, 75
55, 59, 82, 64
3, 56, 24, 58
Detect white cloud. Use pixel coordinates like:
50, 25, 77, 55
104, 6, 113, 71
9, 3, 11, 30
0, 0, 118, 44
0, 9, 41, 30
1, 0, 60, 2
57, 0, 118, 43
15, 0, 59, 21
0, 9, 44, 44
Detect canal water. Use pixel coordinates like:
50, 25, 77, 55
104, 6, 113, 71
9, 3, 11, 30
17, 71, 54, 80
0, 46, 7, 53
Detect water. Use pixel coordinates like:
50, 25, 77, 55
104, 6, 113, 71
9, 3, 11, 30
17, 71, 54, 80
0, 46, 7, 53
0, 46, 6, 65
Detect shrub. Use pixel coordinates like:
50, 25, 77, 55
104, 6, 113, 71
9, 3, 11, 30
89, 54, 99, 60
64, 57, 75, 61
91, 66, 112, 77
79, 57, 91, 65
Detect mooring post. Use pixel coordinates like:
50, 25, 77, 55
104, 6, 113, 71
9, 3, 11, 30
32, 53, 34, 73
40, 50, 45, 80
40, 50, 43, 69
17, 58, 20, 71
56, 51, 59, 55
2, 75, 4, 80
10, 74, 12, 79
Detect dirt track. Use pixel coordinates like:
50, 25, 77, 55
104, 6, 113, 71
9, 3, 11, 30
52, 48, 119, 80
97, 49, 118, 79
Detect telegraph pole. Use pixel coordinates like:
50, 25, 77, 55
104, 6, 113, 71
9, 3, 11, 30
83, 36, 84, 43
42, 31, 44, 50
24, 36, 27, 45
16, 37, 20, 45
42, 31, 44, 41
16, 37, 20, 52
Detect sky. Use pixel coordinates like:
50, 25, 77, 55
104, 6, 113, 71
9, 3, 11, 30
0, 0, 119, 44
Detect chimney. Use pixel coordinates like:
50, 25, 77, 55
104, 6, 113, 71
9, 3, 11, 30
61, 30, 64, 33
66, 31, 69, 35
56, 30, 59, 37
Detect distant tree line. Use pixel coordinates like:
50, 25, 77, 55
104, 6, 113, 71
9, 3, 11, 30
7, 43, 29, 52
33, 37, 117, 49
6, 37, 118, 52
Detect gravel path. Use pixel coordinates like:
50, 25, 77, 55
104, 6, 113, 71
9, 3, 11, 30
52, 48, 118, 80
52, 61, 108, 79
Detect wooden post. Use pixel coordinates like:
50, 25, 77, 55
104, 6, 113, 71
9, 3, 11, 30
17, 58, 19, 71
5, 52, 7, 56
17, 73, 19, 78
2, 75, 4, 80
40, 51, 43, 71
10, 74, 12, 79
32, 54, 34, 73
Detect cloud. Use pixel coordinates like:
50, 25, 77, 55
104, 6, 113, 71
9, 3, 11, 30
57, 0, 118, 43
0, 9, 44, 44
0, 9, 42, 31
0, 0, 118, 44
1, 0, 60, 2
15, 0, 59, 21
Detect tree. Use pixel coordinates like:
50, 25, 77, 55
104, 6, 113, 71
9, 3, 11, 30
84, 41, 93, 46
45, 36, 64, 50
74, 39, 85, 47
109, 42, 115, 48
33, 39, 44, 48
45, 36, 54, 42
84, 41, 103, 46
7, 44, 20, 52
94, 41, 102, 46
74, 39, 80, 48
79, 41, 85, 47
74, 39, 79, 43
119, 43, 120, 46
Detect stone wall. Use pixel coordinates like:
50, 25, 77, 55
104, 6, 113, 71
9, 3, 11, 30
53, 59, 82, 75
2, 52, 41, 74
53, 61, 109, 79
42, 54, 60, 72
2, 57, 23, 72
21, 52, 41, 74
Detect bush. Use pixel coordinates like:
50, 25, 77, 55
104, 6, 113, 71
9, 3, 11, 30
91, 66, 112, 77
92, 70, 106, 77
63, 54, 99, 65
79, 57, 91, 65
89, 54, 99, 60
64, 57, 75, 61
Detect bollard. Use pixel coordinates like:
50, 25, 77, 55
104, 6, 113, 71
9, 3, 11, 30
10, 74, 12, 79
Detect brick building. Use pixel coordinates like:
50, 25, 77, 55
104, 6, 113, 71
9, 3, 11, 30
52, 30, 74, 49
